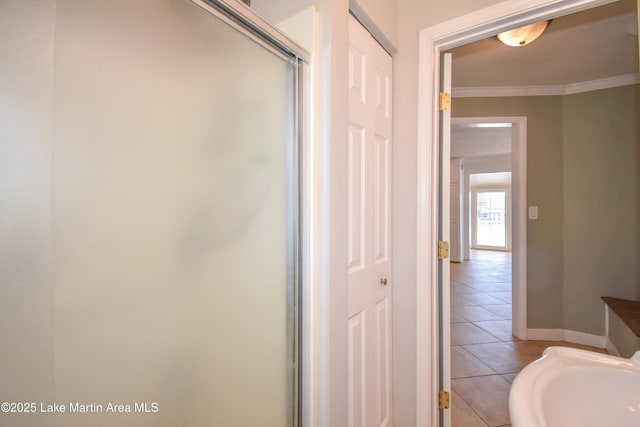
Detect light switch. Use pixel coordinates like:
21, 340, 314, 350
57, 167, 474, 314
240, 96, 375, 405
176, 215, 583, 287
528, 206, 539, 220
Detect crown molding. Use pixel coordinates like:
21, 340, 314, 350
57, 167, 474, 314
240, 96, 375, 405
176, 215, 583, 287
563, 73, 640, 94
453, 73, 640, 98
453, 85, 564, 97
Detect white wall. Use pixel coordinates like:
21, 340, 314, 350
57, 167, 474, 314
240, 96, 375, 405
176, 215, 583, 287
451, 126, 511, 158
463, 155, 511, 174
313, 1, 350, 426
251, 0, 315, 24
254, 0, 397, 48
271, 1, 396, 426
392, 0, 507, 425
349, 0, 398, 50
0, 2, 56, 425
266, 1, 512, 424
265, 1, 353, 426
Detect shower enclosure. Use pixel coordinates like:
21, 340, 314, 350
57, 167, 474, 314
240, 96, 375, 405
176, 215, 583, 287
0, 0, 304, 426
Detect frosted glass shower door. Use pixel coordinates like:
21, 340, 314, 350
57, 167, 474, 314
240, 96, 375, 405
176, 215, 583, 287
51, 1, 299, 426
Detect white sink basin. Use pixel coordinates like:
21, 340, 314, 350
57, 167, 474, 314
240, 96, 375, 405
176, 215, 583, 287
509, 346, 640, 427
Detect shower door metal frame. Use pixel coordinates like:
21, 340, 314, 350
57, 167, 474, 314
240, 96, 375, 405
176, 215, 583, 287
191, 1, 308, 426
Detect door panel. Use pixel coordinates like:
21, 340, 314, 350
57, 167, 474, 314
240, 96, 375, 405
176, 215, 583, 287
438, 52, 452, 427
374, 298, 390, 427
348, 312, 367, 427
349, 125, 367, 274
348, 14, 392, 427
373, 135, 390, 264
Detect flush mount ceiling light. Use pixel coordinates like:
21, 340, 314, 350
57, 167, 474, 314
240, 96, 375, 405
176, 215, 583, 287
497, 20, 550, 47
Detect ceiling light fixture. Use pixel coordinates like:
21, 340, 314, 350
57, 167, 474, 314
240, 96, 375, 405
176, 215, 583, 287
497, 20, 550, 47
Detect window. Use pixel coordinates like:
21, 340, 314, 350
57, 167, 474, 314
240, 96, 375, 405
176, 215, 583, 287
471, 185, 511, 251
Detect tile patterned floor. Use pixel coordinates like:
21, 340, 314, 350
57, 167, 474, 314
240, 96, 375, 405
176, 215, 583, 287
450, 249, 606, 427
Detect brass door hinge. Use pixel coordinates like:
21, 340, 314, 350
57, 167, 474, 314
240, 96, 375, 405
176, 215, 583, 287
439, 390, 450, 410
437, 240, 449, 260
439, 92, 450, 111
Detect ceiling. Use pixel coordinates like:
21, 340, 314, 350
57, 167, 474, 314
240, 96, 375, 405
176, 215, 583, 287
470, 172, 512, 186
450, 125, 511, 158
448, 0, 639, 90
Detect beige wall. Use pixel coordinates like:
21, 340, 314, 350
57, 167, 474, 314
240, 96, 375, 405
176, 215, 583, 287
452, 96, 566, 329
563, 85, 639, 335
0, 2, 56, 426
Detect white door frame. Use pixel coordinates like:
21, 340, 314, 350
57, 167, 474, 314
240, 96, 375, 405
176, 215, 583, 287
415, 0, 615, 425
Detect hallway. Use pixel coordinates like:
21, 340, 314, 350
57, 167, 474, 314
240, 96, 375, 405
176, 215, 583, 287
450, 250, 606, 426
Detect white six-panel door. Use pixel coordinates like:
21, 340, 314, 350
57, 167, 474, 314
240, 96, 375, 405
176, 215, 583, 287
347, 15, 392, 427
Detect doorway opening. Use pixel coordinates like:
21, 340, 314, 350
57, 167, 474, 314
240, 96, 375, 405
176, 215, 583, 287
416, 1, 627, 426
450, 116, 526, 340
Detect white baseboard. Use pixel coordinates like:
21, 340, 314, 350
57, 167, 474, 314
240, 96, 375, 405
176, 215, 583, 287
564, 330, 607, 348
526, 328, 607, 349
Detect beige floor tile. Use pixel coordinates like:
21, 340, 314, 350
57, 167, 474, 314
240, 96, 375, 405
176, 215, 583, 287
463, 342, 537, 374
452, 375, 512, 427
451, 293, 482, 307
508, 340, 559, 358
482, 304, 512, 320
474, 320, 517, 342
451, 345, 495, 378
509, 340, 608, 358
467, 293, 506, 305
451, 390, 489, 427
562, 342, 608, 353
451, 323, 501, 346
486, 292, 512, 303
450, 250, 518, 427
454, 277, 487, 287
454, 305, 502, 322
451, 311, 468, 323
451, 282, 477, 294
500, 372, 519, 383
466, 282, 512, 293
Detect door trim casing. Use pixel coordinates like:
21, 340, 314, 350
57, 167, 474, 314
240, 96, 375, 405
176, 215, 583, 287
415, 0, 616, 426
